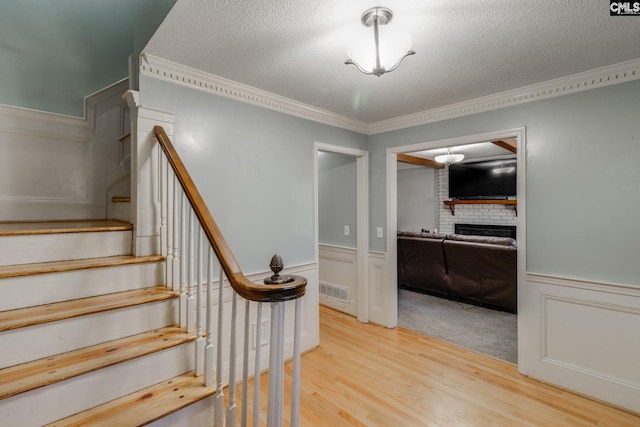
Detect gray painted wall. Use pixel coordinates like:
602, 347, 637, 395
397, 166, 438, 232
318, 152, 357, 248
139, 75, 368, 273
0, 0, 174, 117
369, 80, 640, 285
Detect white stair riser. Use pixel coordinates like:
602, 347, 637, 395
0, 231, 132, 266
0, 262, 165, 311
147, 394, 215, 427
0, 299, 177, 369
0, 343, 194, 427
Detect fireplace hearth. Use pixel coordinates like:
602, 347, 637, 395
455, 223, 516, 239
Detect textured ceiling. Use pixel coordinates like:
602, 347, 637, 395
145, 0, 640, 124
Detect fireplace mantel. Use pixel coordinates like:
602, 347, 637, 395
444, 199, 517, 216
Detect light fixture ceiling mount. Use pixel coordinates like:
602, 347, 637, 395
345, 7, 415, 77
435, 148, 465, 164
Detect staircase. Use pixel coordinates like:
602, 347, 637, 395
0, 219, 216, 426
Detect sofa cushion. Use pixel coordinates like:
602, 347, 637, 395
446, 233, 516, 247
397, 234, 448, 296
443, 239, 517, 312
398, 231, 447, 239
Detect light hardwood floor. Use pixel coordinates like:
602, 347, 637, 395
239, 305, 640, 426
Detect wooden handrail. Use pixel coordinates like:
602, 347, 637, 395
153, 126, 306, 302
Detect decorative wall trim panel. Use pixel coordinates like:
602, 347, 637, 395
139, 54, 640, 136
0, 81, 130, 220
319, 244, 357, 316
367, 251, 389, 326
524, 272, 640, 413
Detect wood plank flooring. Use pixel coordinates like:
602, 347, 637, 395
238, 305, 640, 426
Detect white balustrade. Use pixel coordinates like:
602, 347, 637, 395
156, 130, 304, 427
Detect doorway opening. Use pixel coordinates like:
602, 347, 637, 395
314, 143, 369, 322
386, 128, 526, 365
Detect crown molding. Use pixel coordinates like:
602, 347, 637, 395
140, 53, 370, 134
139, 54, 640, 136
368, 58, 640, 134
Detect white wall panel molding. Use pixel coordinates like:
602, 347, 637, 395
208, 262, 319, 384
130, 103, 175, 255
368, 58, 640, 134
0, 104, 92, 142
367, 251, 389, 327
0, 81, 129, 220
140, 53, 370, 134
319, 244, 357, 316
523, 272, 640, 413
527, 272, 640, 296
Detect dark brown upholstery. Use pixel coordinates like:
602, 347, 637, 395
397, 232, 517, 313
443, 239, 517, 312
397, 233, 448, 297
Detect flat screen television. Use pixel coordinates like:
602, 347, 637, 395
448, 158, 516, 199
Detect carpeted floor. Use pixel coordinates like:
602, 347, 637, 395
398, 288, 517, 363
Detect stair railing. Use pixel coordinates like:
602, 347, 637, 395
153, 125, 306, 427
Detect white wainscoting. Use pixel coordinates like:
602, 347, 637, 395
210, 262, 319, 383
368, 251, 389, 327
522, 273, 640, 413
0, 80, 129, 221
318, 244, 357, 316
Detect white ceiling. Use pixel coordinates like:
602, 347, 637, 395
397, 142, 514, 169
145, 0, 640, 124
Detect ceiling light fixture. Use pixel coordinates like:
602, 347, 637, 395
435, 148, 465, 164
345, 7, 415, 77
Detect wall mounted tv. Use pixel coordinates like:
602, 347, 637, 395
448, 158, 516, 200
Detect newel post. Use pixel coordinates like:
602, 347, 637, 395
263, 254, 303, 427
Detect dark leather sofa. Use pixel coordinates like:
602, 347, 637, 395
397, 231, 517, 312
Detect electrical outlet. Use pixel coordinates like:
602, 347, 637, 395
344, 225, 350, 236
376, 227, 384, 238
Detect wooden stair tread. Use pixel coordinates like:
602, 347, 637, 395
45, 373, 216, 427
0, 286, 178, 332
0, 255, 165, 279
0, 219, 132, 236
111, 196, 131, 203
0, 326, 194, 400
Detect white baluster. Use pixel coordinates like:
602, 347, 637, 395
204, 248, 214, 387
290, 298, 302, 427
172, 176, 180, 291
267, 302, 284, 427
253, 302, 262, 427
160, 153, 167, 258
165, 165, 174, 288
214, 269, 225, 427
179, 192, 187, 328
195, 226, 204, 376
226, 292, 238, 427
186, 210, 195, 334
241, 299, 250, 427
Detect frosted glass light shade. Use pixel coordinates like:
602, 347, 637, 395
435, 152, 465, 164
346, 25, 413, 74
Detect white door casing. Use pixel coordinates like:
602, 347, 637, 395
314, 142, 369, 323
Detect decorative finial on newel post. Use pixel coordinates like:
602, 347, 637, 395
264, 253, 293, 284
